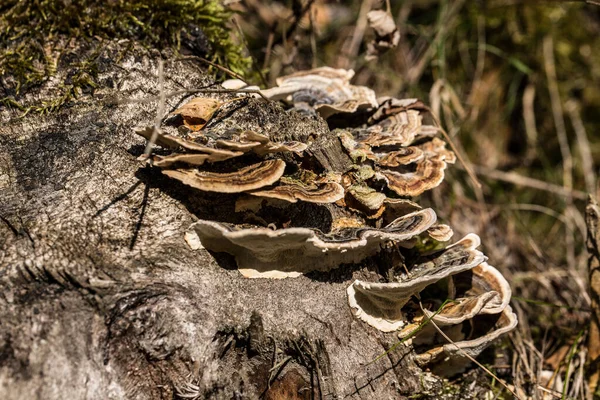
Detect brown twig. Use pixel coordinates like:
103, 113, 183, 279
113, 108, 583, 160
469, 164, 588, 200
522, 84, 538, 162
543, 35, 573, 193
338, 0, 374, 69
543, 35, 576, 271
566, 99, 596, 194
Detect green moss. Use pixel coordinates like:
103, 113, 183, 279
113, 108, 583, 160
0, 0, 252, 112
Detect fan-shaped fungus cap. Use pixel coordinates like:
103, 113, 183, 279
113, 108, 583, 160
364, 110, 423, 147
346, 234, 486, 332
235, 130, 308, 156
418, 137, 457, 164
427, 224, 454, 242
191, 208, 437, 278
381, 198, 423, 225
262, 67, 378, 118
413, 306, 518, 376
398, 262, 511, 336
346, 185, 387, 214
249, 181, 345, 204
379, 155, 448, 197
162, 159, 286, 193
375, 147, 424, 167
448, 262, 512, 315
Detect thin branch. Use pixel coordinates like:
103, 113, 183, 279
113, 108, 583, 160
468, 164, 588, 200
543, 35, 573, 193
339, 0, 374, 69
566, 99, 596, 194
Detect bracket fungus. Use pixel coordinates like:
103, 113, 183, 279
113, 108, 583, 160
132, 66, 516, 374
261, 67, 378, 119
191, 208, 436, 279
347, 234, 487, 332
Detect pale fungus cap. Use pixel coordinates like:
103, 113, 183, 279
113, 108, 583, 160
262, 67, 378, 118
426, 224, 454, 242
346, 234, 487, 332
191, 208, 437, 278
413, 306, 518, 376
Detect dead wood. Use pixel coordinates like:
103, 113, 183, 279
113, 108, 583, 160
0, 40, 459, 399
586, 195, 600, 398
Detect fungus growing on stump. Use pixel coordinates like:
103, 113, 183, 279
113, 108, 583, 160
132, 67, 516, 374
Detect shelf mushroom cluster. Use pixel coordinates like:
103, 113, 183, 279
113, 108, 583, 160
133, 67, 516, 374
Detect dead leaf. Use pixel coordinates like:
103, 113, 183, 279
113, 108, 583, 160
366, 10, 400, 61
171, 97, 222, 131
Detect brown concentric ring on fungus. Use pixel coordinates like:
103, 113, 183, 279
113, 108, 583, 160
380, 155, 448, 197
346, 234, 486, 332
249, 181, 345, 204
162, 159, 286, 193
375, 147, 424, 167
364, 110, 422, 147
427, 224, 454, 242
215, 139, 262, 152
369, 97, 427, 123
418, 137, 457, 163
191, 208, 437, 278
419, 125, 440, 138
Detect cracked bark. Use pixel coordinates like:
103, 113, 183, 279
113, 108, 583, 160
586, 196, 600, 398
0, 41, 441, 399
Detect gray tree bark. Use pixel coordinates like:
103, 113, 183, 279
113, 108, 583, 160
0, 41, 470, 399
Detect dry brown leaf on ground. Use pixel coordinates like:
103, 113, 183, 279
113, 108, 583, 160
170, 97, 223, 131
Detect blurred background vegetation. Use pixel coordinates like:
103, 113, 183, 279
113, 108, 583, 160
231, 0, 600, 397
